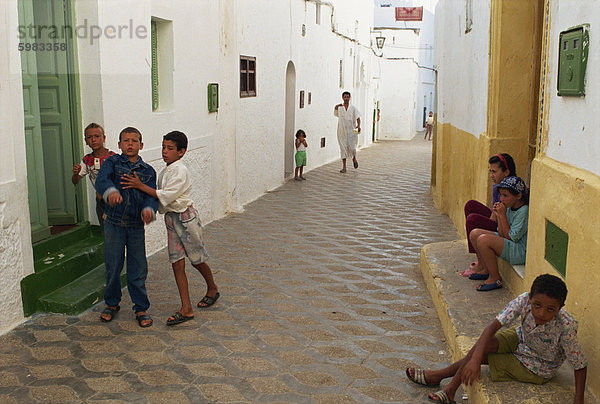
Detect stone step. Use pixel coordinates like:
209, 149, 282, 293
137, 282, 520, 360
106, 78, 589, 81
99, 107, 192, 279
420, 239, 597, 404
38, 264, 126, 315
21, 223, 105, 316
32, 222, 102, 263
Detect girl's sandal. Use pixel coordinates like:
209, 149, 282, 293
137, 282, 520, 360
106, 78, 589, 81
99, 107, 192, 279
476, 279, 503, 292
428, 390, 456, 404
405, 368, 439, 387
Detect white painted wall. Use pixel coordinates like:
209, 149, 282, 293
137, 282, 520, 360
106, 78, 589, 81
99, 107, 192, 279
0, 0, 380, 333
544, 1, 600, 176
76, 1, 225, 255
234, 0, 376, 205
373, 0, 437, 139
378, 59, 417, 139
434, 0, 490, 137
0, 0, 34, 334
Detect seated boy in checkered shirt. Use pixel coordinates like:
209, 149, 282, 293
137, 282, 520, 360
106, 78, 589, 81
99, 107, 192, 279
406, 274, 588, 404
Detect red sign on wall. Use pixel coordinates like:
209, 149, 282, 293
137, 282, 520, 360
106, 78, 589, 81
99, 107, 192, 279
395, 6, 423, 21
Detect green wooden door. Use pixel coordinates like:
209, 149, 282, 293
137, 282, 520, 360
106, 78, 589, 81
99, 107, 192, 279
34, 0, 77, 225
19, 0, 51, 242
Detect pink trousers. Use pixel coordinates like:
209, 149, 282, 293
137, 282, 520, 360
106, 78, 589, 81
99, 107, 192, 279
465, 200, 497, 253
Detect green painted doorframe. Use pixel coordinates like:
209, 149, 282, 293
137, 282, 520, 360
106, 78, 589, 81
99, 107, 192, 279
63, 0, 87, 224
19, 0, 87, 241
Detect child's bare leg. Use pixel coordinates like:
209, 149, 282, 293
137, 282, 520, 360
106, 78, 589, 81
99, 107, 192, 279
192, 261, 219, 305
426, 336, 500, 402
294, 166, 299, 179
469, 229, 496, 274
476, 234, 505, 284
469, 230, 487, 273
171, 258, 194, 317
341, 158, 347, 172
299, 166, 304, 178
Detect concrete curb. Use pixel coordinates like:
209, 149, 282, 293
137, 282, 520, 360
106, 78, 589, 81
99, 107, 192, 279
420, 240, 488, 403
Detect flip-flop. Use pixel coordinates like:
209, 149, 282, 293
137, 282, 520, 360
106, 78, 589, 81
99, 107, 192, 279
136, 313, 153, 328
100, 305, 120, 322
353, 160, 359, 169
428, 390, 456, 404
405, 368, 439, 387
477, 279, 503, 292
197, 292, 220, 308
166, 312, 194, 326
469, 273, 489, 280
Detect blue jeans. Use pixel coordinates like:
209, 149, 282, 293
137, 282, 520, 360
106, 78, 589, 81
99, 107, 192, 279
103, 221, 150, 313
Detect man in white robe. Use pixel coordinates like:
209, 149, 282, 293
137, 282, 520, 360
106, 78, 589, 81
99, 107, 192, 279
334, 91, 361, 173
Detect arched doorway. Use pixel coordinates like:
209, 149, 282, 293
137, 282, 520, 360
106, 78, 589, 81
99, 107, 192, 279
284, 61, 296, 177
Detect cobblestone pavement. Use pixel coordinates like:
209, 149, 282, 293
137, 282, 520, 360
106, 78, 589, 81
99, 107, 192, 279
0, 138, 460, 403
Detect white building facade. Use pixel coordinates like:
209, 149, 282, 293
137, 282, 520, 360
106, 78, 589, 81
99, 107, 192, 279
0, 0, 380, 333
373, 0, 437, 140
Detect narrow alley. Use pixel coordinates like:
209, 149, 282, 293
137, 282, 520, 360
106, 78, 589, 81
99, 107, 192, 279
1, 139, 460, 403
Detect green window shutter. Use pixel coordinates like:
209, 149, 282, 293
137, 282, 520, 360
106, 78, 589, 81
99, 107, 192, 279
151, 21, 159, 111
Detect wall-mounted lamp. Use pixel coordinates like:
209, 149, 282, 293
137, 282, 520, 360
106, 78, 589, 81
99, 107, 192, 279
375, 36, 386, 49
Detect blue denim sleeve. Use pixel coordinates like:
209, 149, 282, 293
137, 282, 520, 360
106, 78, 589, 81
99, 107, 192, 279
143, 166, 159, 213
95, 155, 119, 201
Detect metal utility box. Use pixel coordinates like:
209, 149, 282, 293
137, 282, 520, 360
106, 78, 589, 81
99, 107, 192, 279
207, 83, 219, 112
557, 24, 589, 96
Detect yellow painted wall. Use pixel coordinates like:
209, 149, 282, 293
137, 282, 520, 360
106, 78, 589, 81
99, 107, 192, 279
432, 0, 539, 237
431, 122, 529, 238
432, 0, 599, 399
501, 156, 600, 398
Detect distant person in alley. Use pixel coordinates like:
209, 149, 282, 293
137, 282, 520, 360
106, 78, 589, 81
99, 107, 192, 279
425, 111, 434, 140
334, 91, 361, 173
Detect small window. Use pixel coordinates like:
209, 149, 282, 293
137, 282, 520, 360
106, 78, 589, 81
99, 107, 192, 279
240, 56, 256, 97
339, 59, 344, 88
151, 21, 159, 111
573, 38, 579, 49
151, 18, 174, 112
299, 90, 305, 108
563, 41, 568, 50
316, 3, 321, 25
308, 92, 312, 105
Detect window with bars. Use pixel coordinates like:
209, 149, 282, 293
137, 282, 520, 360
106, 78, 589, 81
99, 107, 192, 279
240, 56, 256, 97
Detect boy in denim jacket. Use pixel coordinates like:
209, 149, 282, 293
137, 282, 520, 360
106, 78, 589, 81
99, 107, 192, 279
95, 127, 159, 327
121, 131, 219, 326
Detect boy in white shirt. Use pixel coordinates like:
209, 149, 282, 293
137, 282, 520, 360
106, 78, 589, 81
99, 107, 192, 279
121, 131, 219, 325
